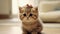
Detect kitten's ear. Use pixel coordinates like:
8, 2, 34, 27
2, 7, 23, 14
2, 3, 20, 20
19, 7, 22, 11
19, 7, 22, 13
35, 7, 38, 13
35, 7, 38, 10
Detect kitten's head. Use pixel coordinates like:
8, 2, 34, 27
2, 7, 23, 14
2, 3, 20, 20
19, 4, 38, 23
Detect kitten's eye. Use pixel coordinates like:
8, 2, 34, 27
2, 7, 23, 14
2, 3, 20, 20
23, 14, 26, 16
29, 13, 33, 16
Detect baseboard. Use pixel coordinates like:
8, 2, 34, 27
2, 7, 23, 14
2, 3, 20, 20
43, 21, 60, 23
0, 14, 10, 19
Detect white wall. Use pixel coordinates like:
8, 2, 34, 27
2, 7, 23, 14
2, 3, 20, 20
12, 0, 40, 15
18, 0, 40, 7
12, 0, 19, 15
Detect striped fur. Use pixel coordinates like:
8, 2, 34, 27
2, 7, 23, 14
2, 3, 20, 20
19, 4, 43, 34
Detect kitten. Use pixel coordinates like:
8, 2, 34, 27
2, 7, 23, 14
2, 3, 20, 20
19, 4, 43, 34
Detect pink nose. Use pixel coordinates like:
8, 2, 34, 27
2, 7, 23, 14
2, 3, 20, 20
27, 16, 29, 19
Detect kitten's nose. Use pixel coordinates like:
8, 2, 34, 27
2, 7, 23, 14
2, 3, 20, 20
27, 17, 29, 19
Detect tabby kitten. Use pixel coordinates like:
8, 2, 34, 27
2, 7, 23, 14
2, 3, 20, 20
19, 4, 43, 34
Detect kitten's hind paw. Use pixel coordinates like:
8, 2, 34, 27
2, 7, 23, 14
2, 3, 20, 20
38, 32, 42, 34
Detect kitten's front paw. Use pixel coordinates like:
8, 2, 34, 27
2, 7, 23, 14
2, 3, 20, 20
32, 31, 37, 34
23, 32, 27, 34
38, 32, 42, 34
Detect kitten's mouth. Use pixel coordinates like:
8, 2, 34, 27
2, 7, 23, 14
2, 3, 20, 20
27, 17, 29, 20
27, 18, 29, 20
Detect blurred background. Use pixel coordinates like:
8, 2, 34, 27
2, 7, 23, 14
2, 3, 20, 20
0, 0, 60, 34
0, 0, 60, 23
39, 0, 60, 23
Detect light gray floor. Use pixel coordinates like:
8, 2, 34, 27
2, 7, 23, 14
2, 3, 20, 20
0, 18, 60, 34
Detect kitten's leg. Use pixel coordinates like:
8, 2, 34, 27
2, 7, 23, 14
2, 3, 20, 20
32, 31, 37, 34
38, 32, 41, 34
37, 27, 42, 34
23, 28, 27, 34
23, 31, 27, 34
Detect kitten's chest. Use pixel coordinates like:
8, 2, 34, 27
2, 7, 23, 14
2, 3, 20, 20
23, 22, 39, 31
